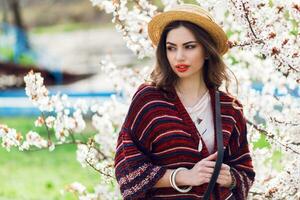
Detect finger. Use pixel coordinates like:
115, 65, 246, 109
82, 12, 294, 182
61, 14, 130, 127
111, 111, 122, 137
217, 174, 230, 180
200, 167, 214, 174
216, 176, 228, 184
221, 164, 231, 170
202, 160, 217, 168
218, 169, 231, 176
216, 178, 226, 185
202, 152, 218, 161
217, 175, 231, 186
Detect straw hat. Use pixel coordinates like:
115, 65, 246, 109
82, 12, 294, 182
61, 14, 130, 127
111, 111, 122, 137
148, 4, 229, 55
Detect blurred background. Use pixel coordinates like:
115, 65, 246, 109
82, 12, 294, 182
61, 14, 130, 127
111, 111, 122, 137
0, 0, 140, 114
0, 0, 138, 199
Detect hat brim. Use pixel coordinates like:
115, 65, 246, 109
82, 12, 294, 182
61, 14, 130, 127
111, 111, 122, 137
148, 11, 228, 55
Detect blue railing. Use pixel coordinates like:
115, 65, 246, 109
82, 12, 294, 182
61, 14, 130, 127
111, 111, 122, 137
0, 89, 121, 116
0, 89, 118, 98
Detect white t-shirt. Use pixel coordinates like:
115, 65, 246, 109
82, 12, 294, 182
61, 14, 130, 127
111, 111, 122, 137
184, 90, 215, 154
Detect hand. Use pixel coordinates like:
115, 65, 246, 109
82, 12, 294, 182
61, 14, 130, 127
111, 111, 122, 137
185, 152, 233, 188
186, 152, 218, 186
216, 163, 233, 188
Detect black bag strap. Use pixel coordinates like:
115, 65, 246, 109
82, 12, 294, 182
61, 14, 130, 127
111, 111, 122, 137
203, 90, 224, 200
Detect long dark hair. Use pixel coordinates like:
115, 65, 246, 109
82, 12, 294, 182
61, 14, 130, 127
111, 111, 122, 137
150, 20, 235, 94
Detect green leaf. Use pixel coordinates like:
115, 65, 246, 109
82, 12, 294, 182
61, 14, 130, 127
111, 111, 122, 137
253, 134, 271, 149
228, 55, 239, 65
269, 0, 274, 7
264, 150, 284, 171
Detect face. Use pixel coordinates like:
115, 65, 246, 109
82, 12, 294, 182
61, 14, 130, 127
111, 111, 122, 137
166, 26, 206, 80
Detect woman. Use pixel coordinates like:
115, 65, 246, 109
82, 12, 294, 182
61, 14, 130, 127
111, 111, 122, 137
114, 4, 255, 200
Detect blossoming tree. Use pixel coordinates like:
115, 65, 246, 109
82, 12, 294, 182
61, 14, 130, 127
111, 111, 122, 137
0, 0, 299, 199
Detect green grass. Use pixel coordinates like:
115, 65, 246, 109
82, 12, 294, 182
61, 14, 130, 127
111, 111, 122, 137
0, 117, 101, 200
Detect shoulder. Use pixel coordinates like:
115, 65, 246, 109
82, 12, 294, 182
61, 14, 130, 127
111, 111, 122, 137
124, 83, 176, 127
131, 82, 161, 101
219, 91, 243, 108
218, 91, 248, 138
219, 91, 246, 123
131, 82, 174, 106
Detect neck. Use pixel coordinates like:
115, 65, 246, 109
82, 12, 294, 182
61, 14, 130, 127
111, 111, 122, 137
175, 74, 208, 107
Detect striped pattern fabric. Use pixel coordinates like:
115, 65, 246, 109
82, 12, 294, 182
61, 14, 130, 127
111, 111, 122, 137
114, 83, 255, 200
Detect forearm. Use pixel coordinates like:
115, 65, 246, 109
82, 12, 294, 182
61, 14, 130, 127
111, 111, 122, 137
154, 169, 190, 188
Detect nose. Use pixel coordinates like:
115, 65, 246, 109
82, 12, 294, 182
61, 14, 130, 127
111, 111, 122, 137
175, 48, 185, 61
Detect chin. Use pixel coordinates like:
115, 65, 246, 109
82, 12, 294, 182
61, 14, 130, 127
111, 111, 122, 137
176, 73, 192, 79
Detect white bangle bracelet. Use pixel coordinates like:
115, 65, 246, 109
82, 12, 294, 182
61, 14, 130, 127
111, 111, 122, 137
171, 167, 192, 193
169, 170, 176, 189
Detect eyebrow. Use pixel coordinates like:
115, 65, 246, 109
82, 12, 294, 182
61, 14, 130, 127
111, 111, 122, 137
166, 41, 198, 46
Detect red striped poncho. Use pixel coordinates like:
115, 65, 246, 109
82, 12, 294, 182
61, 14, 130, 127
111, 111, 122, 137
114, 83, 255, 200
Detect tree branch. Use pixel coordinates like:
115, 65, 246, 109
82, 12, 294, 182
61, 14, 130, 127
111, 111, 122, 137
229, 0, 299, 77
249, 190, 265, 196
247, 120, 300, 155
85, 158, 114, 179
241, 1, 258, 39
41, 112, 52, 143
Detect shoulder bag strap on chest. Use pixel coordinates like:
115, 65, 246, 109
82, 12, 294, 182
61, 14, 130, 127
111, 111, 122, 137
203, 89, 224, 200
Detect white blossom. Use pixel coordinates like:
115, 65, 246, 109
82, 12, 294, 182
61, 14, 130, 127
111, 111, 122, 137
66, 182, 87, 195
0, 124, 22, 151
19, 131, 48, 150
24, 71, 53, 112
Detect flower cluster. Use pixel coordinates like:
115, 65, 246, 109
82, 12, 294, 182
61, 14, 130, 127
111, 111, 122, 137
65, 181, 119, 200
161, 0, 183, 11
90, 0, 157, 58
262, 159, 300, 199
24, 70, 53, 111
225, 48, 300, 149
98, 55, 152, 100
76, 144, 100, 168
24, 72, 88, 143
0, 124, 50, 152
227, 0, 300, 81
20, 131, 48, 150
0, 124, 22, 151
65, 182, 87, 196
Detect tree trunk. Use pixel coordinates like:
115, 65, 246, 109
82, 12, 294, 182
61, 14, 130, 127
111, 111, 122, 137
7, 0, 25, 29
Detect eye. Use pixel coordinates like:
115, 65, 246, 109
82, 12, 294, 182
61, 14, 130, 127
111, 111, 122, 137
166, 46, 176, 51
185, 45, 196, 49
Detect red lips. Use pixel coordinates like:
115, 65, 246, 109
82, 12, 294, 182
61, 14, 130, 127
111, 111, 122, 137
175, 63, 190, 73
